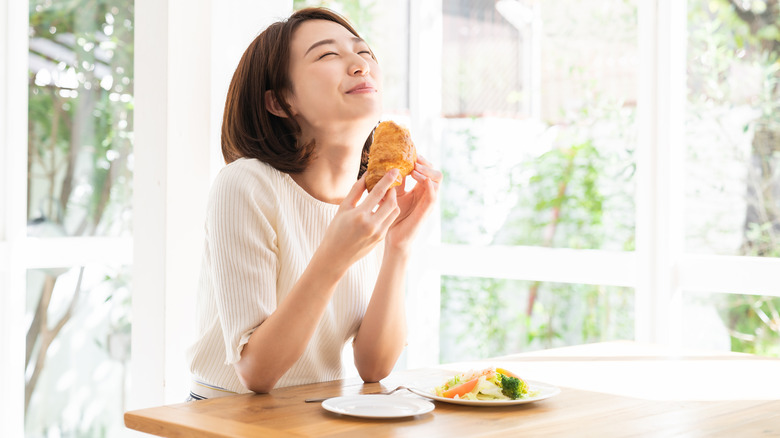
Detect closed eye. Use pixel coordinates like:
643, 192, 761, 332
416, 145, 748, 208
318, 51, 337, 60
358, 50, 376, 61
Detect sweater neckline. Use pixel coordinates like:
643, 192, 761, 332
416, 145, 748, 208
281, 171, 341, 213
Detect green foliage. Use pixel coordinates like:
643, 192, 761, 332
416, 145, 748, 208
441, 276, 518, 360
28, 0, 134, 236
688, 0, 780, 358
501, 140, 607, 249
439, 0, 638, 362
26, 1, 135, 437
440, 120, 504, 245
720, 295, 780, 356
440, 276, 634, 362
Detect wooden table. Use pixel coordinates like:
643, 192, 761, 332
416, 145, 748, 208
125, 341, 780, 437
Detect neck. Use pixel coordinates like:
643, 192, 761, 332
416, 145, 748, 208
290, 123, 370, 204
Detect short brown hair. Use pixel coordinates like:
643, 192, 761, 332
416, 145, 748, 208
221, 7, 374, 177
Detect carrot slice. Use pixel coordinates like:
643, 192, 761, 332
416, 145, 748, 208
496, 367, 520, 379
442, 377, 479, 398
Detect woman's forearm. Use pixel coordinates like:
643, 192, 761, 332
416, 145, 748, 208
352, 247, 410, 382
233, 248, 347, 393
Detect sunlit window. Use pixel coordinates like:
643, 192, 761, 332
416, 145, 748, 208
683, 0, 780, 356
28, 0, 134, 238
25, 1, 134, 436
439, 0, 637, 359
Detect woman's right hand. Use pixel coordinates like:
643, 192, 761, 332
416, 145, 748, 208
319, 169, 402, 270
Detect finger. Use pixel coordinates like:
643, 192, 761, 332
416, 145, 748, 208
379, 203, 401, 231
373, 186, 399, 223
362, 168, 400, 209
411, 169, 440, 191
396, 173, 407, 193
414, 162, 443, 183
405, 178, 437, 222
340, 175, 367, 210
375, 189, 401, 229
423, 176, 438, 203
416, 154, 434, 167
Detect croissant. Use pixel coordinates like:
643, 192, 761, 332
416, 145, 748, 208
365, 121, 417, 192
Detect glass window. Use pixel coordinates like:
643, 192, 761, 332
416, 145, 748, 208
25, 265, 131, 437
440, 276, 634, 362
28, 0, 134, 238
440, 0, 637, 250
25, 1, 134, 436
683, 291, 780, 357
685, 1, 780, 257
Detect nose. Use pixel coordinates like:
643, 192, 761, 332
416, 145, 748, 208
350, 54, 370, 77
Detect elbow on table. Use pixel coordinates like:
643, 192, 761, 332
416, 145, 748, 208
237, 372, 276, 394
357, 365, 392, 383
354, 349, 400, 383
234, 365, 278, 394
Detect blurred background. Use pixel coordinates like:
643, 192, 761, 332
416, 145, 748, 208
2, 0, 779, 436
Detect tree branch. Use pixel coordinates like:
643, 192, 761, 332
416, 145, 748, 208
527, 150, 576, 316
25, 267, 85, 414
25, 275, 55, 367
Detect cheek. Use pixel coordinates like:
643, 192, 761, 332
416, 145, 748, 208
297, 67, 339, 97
288, 73, 326, 110
371, 63, 383, 87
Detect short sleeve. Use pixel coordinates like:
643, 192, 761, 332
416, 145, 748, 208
206, 161, 280, 365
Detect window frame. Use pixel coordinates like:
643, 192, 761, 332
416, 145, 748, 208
2, 0, 30, 435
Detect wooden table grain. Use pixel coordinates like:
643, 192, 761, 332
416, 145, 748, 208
124, 341, 780, 437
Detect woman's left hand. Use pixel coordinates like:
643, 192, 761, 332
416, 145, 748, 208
385, 154, 442, 252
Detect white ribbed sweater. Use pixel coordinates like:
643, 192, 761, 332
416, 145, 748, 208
186, 158, 381, 394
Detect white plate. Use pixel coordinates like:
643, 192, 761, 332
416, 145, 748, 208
321, 394, 435, 418
408, 381, 561, 406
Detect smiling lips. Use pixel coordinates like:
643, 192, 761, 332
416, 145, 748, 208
346, 82, 376, 94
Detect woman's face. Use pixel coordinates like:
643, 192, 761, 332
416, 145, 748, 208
285, 19, 383, 135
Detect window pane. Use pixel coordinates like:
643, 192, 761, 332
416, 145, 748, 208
28, 1, 134, 237
440, 276, 634, 363
25, 265, 132, 438
683, 291, 780, 357
685, 2, 780, 256
440, 0, 637, 250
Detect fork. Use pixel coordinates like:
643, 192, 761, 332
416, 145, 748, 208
304, 385, 413, 403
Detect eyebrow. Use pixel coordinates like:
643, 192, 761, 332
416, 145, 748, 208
304, 36, 366, 57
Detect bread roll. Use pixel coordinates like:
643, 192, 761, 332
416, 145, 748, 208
365, 121, 417, 192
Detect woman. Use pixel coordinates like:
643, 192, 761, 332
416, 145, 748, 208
185, 7, 441, 399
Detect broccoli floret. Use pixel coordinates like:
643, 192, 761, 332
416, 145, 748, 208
500, 375, 527, 400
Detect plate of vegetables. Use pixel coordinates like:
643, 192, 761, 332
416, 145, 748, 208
408, 367, 560, 406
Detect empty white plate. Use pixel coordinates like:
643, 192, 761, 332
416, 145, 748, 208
321, 394, 435, 419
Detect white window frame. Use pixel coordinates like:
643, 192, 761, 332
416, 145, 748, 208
1, 1, 29, 436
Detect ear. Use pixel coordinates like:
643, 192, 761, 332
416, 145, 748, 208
265, 90, 292, 118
